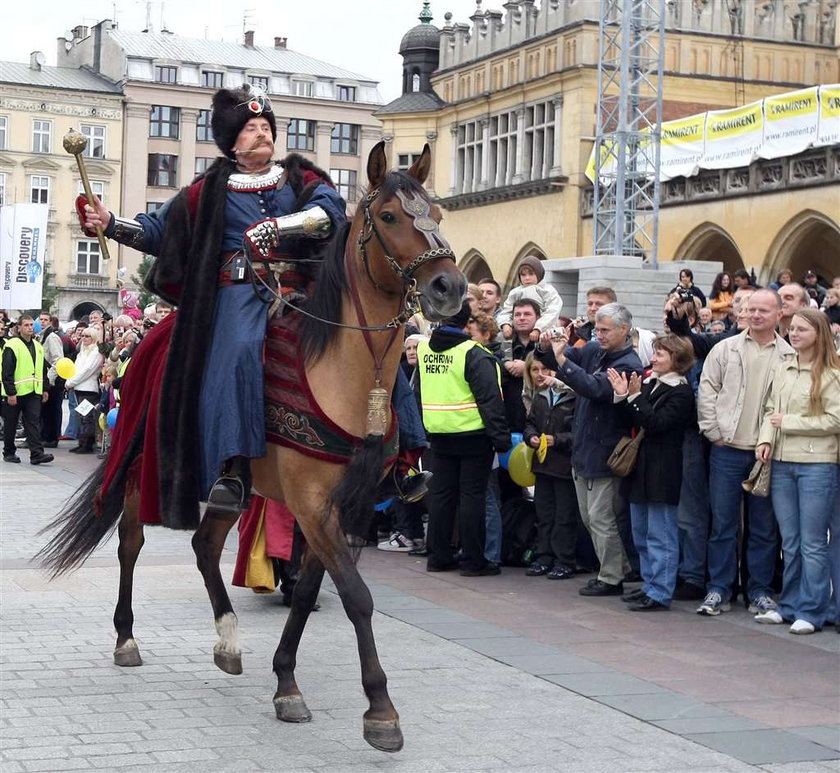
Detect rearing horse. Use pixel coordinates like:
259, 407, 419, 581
37, 142, 465, 753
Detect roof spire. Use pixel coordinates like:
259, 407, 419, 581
419, 1, 433, 24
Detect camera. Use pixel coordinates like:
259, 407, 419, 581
102, 312, 113, 322
548, 328, 567, 339
142, 318, 156, 329
676, 288, 694, 304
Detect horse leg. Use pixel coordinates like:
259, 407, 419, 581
297, 517, 403, 753
192, 506, 242, 675
113, 492, 144, 667
272, 549, 325, 723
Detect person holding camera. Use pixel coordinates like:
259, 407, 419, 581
669, 269, 706, 309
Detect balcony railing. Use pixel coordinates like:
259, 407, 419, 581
66, 274, 109, 289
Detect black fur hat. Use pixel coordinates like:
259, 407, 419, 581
211, 84, 277, 160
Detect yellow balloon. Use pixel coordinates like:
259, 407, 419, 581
55, 357, 76, 380
98, 413, 106, 432
508, 442, 536, 487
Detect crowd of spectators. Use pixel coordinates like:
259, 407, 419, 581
380, 262, 840, 636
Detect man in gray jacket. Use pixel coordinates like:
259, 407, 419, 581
696, 289, 794, 616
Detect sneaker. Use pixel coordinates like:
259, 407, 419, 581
755, 609, 783, 625
621, 587, 648, 603
789, 619, 816, 635
748, 595, 778, 614
579, 580, 623, 597
525, 562, 552, 577
546, 565, 575, 580
30, 453, 54, 465
673, 582, 706, 601
697, 592, 731, 616
3, 454, 21, 464
377, 532, 415, 552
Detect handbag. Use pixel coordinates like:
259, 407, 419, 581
607, 428, 645, 477
741, 459, 771, 498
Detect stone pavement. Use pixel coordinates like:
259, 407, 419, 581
1, 447, 838, 773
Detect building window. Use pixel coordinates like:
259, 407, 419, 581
76, 240, 101, 274
456, 120, 482, 194
397, 152, 421, 171
147, 154, 178, 187
150, 106, 180, 139
78, 179, 105, 205
331, 123, 359, 155
196, 109, 212, 142
154, 65, 178, 83
336, 85, 356, 102
30, 175, 50, 204
0, 116, 7, 150
489, 111, 518, 188
194, 157, 213, 176
287, 119, 315, 151
202, 70, 224, 88
146, 202, 164, 214
32, 119, 51, 153
0, 173, 5, 206
330, 169, 357, 202
80, 124, 106, 158
291, 80, 313, 97
248, 75, 269, 90
523, 100, 554, 181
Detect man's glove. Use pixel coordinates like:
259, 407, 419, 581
244, 219, 279, 258
245, 207, 332, 258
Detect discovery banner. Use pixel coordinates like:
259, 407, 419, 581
0, 203, 48, 310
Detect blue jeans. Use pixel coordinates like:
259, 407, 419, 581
772, 461, 838, 628
830, 467, 840, 625
707, 445, 777, 602
64, 390, 79, 439
631, 502, 679, 605
485, 469, 502, 564
677, 431, 710, 587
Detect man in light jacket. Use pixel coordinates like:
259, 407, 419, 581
697, 289, 794, 617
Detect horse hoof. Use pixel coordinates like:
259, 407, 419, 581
213, 650, 243, 675
113, 640, 142, 667
363, 718, 404, 753
273, 693, 312, 723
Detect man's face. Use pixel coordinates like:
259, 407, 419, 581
594, 317, 628, 351
19, 319, 35, 339
39, 314, 50, 329
804, 274, 817, 286
233, 117, 274, 164
698, 308, 712, 326
778, 285, 807, 319
157, 306, 172, 319
478, 283, 501, 314
747, 291, 782, 334
733, 275, 749, 289
512, 304, 537, 335
586, 293, 611, 323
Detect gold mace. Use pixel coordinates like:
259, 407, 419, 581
62, 129, 111, 261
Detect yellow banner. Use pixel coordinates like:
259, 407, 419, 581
706, 102, 763, 140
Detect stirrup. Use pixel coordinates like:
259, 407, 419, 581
205, 475, 246, 518
396, 469, 432, 504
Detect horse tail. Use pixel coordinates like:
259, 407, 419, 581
328, 434, 385, 555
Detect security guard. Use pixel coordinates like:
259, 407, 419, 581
2, 314, 53, 465
417, 300, 510, 576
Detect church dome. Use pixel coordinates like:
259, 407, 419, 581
399, 2, 440, 53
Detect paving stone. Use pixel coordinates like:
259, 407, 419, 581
787, 726, 840, 753
686, 729, 838, 765
596, 692, 733, 720
541, 671, 670, 696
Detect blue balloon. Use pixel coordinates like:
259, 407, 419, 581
33, 320, 42, 333
374, 498, 395, 512
499, 432, 525, 470
106, 407, 119, 429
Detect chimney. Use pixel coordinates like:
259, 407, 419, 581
71, 25, 89, 41
29, 51, 45, 71
244, 30, 255, 47
274, 36, 287, 48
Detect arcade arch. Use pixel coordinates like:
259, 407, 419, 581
673, 223, 744, 274
503, 243, 547, 291
765, 210, 840, 286
460, 250, 493, 284
69, 300, 106, 322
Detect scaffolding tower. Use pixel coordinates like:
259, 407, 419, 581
592, 0, 665, 265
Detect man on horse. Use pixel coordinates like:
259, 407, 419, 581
80, 84, 346, 528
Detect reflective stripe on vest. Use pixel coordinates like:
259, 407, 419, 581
2, 337, 44, 397
418, 338, 500, 434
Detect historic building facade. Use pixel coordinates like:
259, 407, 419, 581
0, 55, 123, 319
379, 0, 840, 292
58, 20, 385, 281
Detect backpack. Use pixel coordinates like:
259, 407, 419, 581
500, 497, 537, 567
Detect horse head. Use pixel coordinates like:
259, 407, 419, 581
355, 141, 466, 321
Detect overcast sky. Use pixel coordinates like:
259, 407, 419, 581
2, 0, 485, 103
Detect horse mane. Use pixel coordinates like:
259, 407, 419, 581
300, 170, 428, 365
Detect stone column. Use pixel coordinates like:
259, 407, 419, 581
512, 106, 527, 184
549, 95, 563, 177
449, 123, 459, 195
315, 121, 334, 170
180, 108, 198, 183
479, 118, 491, 190
273, 115, 288, 155
425, 130, 438, 196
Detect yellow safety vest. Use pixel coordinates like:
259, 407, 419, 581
2, 337, 44, 397
418, 338, 501, 434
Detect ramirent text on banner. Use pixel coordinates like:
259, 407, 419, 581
816, 84, 840, 147
0, 203, 48, 310
701, 101, 764, 170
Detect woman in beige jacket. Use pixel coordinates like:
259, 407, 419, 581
755, 309, 840, 634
